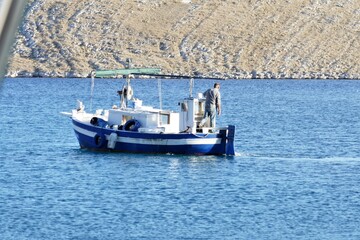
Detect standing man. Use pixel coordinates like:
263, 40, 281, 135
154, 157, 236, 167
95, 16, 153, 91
200, 83, 221, 128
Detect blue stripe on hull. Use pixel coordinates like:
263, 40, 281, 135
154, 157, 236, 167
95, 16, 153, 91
72, 119, 230, 155
108, 142, 224, 155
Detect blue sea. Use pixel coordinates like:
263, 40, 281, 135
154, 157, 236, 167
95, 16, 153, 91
1, 78, 360, 239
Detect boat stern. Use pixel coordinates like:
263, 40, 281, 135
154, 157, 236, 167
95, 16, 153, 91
225, 125, 235, 155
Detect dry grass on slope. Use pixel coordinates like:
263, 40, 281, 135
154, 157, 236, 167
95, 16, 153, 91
8, 0, 360, 78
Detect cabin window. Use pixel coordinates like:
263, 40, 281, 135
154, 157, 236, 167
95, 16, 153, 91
160, 113, 170, 125
198, 101, 204, 115
122, 115, 132, 124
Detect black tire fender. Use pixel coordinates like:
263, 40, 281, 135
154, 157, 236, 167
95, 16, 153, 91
124, 119, 141, 131
94, 133, 106, 147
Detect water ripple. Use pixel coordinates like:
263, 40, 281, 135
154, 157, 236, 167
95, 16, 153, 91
1, 78, 360, 239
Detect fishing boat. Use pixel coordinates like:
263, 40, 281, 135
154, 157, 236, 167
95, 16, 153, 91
62, 67, 235, 155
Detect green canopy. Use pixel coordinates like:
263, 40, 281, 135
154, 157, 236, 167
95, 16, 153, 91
95, 68, 161, 78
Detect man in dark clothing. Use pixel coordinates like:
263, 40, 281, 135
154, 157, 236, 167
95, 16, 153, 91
200, 83, 221, 128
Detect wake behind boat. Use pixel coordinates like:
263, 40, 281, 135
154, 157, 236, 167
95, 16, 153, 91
62, 67, 235, 155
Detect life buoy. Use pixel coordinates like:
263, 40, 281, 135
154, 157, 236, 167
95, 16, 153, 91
94, 133, 106, 147
124, 119, 141, 131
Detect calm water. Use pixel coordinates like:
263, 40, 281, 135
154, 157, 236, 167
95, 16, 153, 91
1, 78, 360, 239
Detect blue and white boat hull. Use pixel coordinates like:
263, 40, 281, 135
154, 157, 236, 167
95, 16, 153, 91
72, 118, 235, 155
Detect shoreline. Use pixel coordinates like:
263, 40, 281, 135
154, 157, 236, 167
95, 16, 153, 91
4, 76, 360, 81
5, 71, 360, 80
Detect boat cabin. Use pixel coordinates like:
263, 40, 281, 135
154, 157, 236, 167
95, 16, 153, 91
106, 103, 179, 134
101, 93, 209, 134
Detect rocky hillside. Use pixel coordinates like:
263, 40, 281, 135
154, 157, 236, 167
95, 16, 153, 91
7, 0, 360, 79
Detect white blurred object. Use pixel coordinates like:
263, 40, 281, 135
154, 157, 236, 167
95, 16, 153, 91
0, 0, 28, 78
